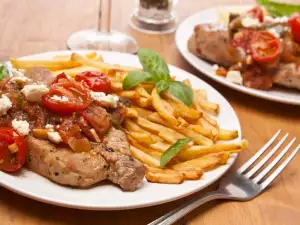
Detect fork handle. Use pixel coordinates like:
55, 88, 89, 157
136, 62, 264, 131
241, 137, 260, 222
148, 191, 226, 225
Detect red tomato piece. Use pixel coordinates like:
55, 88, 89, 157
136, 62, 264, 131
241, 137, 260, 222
289, 13, 300, 43
42, 81, 91, 114
250, 31, 281, 63
246, 6, 264, 22
0, 128, 27, 172
53, 73, 69, 84
75, 71, 111, 93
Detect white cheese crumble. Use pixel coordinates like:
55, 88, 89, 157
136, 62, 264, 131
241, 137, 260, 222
90, 91, 119, 108
226, 71, 243, 85
241, 17, 261, 27
21, 84, 49, 102
45, 124, 55, 131
12, 119, 30, 136
10, 76, 30, 84
11, 68, 25, 77
265, 15, 289, 24
212, 64, 219, 71
0, 94, 12, 116
268, 28, 280, 38
50, 95, 69, 102
48, 131, 62, 144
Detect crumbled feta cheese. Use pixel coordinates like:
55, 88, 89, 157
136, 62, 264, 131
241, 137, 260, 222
48, 131, 62, 144
241, 17, 261, 27
226, 71, 243, 85
90, 91, 119, 108
10, 76, 30, 84
0, 94, 12, 116
50, 95, 69, 102
21, 84, 49, 102
212, 64, 219, 71
12, 119, 30, 136
268, 28, 279, 37
11, 68, 25, 77
45, 124, 55, 131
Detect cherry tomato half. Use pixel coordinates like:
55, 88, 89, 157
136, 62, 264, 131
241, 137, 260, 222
75, 71, 111, 94
246, 6, 264, 22
42, 81, 91, 114
289, 13, 300, 43
250, 31, 281, 63
0, 128, 27, 172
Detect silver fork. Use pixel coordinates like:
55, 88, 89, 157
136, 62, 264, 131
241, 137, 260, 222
148, 130, 300, 225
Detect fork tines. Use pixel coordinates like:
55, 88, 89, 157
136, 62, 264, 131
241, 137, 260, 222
238, 129, 300, 189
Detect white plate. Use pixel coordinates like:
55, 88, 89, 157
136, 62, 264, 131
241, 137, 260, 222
0, 50, 241, 210
176, 5, 300, 105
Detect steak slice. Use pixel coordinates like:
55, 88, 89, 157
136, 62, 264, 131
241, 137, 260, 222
26, 128, 145, 191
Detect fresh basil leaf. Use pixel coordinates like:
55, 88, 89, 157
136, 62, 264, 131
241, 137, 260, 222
168, 81, 193, 107
160, 138, 192, 168
156, 80, 171, 93
0, 64, 9, 80
122, 71, 153, 90
138, 48, 170, 81
257, 0, 300, 16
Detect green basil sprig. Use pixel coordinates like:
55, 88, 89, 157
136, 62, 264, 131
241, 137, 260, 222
160, 138, 192, 168
257, 0, 300, 17
0, 63, 9, 80
122, 48, 193, 107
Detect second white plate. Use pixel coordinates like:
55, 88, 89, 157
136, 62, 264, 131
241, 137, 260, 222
176, 5, 300, 105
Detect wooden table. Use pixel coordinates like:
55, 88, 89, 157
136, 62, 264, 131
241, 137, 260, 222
1, 0, 300, 224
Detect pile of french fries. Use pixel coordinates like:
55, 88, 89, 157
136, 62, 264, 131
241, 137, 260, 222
11, 52, 248, 184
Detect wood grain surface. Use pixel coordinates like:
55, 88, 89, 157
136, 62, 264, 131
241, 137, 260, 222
1, 0, 300, 224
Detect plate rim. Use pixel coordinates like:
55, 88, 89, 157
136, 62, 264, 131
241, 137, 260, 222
175, 4, 300, 106
0, 50, 241, 210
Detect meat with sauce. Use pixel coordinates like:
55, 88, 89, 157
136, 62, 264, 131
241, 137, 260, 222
273, 63, 300, 90
26, 127, 145, 191
188, 24, 245, 67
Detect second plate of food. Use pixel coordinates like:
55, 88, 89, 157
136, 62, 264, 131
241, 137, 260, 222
0, 50, 243, 210
176, 5, 300, 105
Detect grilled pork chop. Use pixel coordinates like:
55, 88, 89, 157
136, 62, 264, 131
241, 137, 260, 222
26, 128, 146, 191
273, 63, 300, 90
189, 24, 300, 90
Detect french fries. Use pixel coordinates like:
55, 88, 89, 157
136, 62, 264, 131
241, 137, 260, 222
178, 139, 248, 160
165, 96, 202, 120
52, 66, 103, 77
71, 52, 141, 72
52, 52, 97, 61
10, 58, 81, 70
218, 129, 239, 140
10, 52, 247, 185
172, 152, 230, 172
152, 88, 178, 126
146, 171, 184, 184
125, 107, 138, 118
129, 132, 155, 145
130, 146, 160, 168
